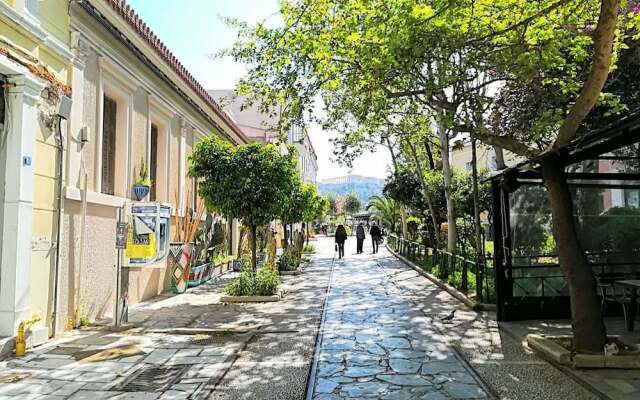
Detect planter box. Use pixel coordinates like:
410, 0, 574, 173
188, 262, 212, 287
280, 269, 301, 276
220, 294, 281, 303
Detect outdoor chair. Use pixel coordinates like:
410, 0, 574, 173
597, 272, 631, 322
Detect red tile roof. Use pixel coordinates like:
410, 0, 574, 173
103, 0, 248, 143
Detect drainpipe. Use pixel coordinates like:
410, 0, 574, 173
51, 113, 68, 336
75, 150, 87, 327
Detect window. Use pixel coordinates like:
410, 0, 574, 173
150, 124, 158, 201
101, 96, 117, 195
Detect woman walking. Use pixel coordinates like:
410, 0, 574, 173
335, 224, 347, 259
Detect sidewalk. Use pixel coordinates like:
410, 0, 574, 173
382, 245, 640, 400
0, 240, 333, 400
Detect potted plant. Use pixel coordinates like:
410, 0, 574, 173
133, 157, 151, 201
169, 187, 205, 294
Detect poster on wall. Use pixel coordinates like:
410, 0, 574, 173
124, 202, 171, 266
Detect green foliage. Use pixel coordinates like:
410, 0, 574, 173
190, 137, 298, 227
189, 136, 299, 270
344, 193, 362, 214
136, 157, 151, 186
303, 243, 316, 253
582, 206, 640, 253
384, 167, 423, 210
278, 247, 301, 271
366, 195, 400, 232
224, 266, 280, 296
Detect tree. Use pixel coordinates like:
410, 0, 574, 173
344, 193, 362, 215
225, 0, 640, 352
366, 195, 400, 232
189, 137, 299, 272
326, 193, 338, 215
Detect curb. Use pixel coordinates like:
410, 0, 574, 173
305, 250, 336, 400
220, 295, 281, 303
386, 245, 495, 311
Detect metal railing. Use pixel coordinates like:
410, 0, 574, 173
387, 234, 495, 304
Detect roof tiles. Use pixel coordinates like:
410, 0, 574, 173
104, 0, 248, 143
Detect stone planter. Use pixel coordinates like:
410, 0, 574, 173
280, 269, 301, 276
527, 334, 640, 369
220, 294, 281, 303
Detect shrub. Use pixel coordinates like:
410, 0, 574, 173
224, 266, 280, 296
303, 243, 315, 253
278, 247, 301, 271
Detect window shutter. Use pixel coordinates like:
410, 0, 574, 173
101, 97, 117, 195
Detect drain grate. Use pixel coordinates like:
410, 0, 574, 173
192, 334, 222, 346
116, 365, 188, 392
0, 372, 31, 384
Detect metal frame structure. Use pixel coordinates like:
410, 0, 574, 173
490, 112, 640, 321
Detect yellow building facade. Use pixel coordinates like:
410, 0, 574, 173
0, 0, 73, 346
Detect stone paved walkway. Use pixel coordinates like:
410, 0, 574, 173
0, 241, 332, 400
311, 241, 490, 399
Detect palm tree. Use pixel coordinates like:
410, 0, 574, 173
366, 195, 400, 233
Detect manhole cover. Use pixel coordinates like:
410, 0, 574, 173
47, 346, 85, 356
0, 372, 31, 384
116, 365, 188, 392
191, 333, 234, 346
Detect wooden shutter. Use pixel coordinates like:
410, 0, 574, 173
101, 96, 117, 195
150, 124, 158, 201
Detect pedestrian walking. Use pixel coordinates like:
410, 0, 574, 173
335, 224, 347, 259
370, 222, 382, 254
356, 222, 365, 254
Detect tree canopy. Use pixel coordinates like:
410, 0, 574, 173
189, 136, 299, 271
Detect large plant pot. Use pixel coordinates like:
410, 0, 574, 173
133, 184, 150, 201
169, 242, 193, 294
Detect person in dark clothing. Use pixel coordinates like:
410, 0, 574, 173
356, 223, 365, 254
334, 224, 347, 259
370, 223, 382, 254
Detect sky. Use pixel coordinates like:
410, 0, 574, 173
127, 0, 392, 181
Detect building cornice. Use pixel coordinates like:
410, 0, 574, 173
0, 1, 73, 62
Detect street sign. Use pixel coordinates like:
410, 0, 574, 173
116, 222, 128, 249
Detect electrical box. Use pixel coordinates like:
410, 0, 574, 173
124, 202, 171, 267
79, 126, 90, 143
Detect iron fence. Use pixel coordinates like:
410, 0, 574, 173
387, 234, 496, 304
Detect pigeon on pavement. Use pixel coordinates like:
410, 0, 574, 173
440, 309, 456, 322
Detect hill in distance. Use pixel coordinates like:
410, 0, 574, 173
317, 175, 384, 205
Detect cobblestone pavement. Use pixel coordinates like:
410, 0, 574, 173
0, 240, 332, 400
375, 252, 599, 400
311, 241, 490, 400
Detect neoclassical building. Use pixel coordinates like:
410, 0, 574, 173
57, 0, 246, 333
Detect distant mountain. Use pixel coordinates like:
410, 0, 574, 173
318, 175, 384, 205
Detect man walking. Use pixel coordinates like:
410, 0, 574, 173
356, 222, 365, 254
370, 222, 382, 254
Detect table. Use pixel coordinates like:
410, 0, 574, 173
616, 280, 640, 331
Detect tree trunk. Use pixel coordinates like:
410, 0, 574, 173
404, 139, 440, 247
400, 207, 408, 237
541, 156, 606, 353
437, 119, 457, 252
471, 137, 483, 255
250, 224, 258, 274
493, 146, 506, 170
